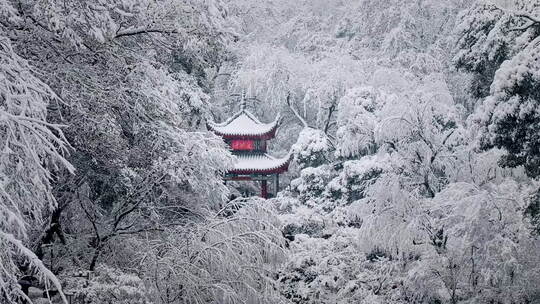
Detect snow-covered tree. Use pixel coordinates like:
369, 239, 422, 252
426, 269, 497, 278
455, 1, 540, 177
407, 181, 540, 303
0, 36, 73, 303
335, 87, 381, 159
141, 198, 287, 304
291, 128, 332, 169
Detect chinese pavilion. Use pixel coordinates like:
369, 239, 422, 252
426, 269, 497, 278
208, 102, 291, 199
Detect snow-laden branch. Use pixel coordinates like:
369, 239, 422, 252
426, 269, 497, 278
286, 92, 308, 128
1, 232, 68, 304
115, 27, 180, 38
510, 10, 540, 24
500, 7, 540, 31
1, 36, 74, 302
137, 199, 286, 303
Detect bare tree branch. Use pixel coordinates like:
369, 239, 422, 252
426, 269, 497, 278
115, 27, 180, 38
286, 92, 308, 128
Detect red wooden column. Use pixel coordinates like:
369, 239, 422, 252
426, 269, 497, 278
261, 180, 268, 199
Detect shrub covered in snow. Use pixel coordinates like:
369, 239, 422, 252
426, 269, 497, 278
63, 266, 152, 304
291, 128, 332, 169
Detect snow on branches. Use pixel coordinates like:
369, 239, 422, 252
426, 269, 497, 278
291, 128, 331, 169
455, 1, 540, 177
0, 36, 73, 302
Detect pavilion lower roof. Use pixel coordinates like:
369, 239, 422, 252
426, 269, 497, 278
228, 153, 291, 175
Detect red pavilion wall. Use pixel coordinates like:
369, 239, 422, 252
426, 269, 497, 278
231, 139, 254, 151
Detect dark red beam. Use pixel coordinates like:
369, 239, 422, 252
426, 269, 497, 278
208, 126, 278, 140
228, 162, 290, 175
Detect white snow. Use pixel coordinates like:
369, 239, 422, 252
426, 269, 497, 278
233, 153, 291, 171
209, 110, 279, 136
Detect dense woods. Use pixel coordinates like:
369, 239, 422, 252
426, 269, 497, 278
1, 0, 539, 303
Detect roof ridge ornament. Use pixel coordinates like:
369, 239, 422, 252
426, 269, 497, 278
240, 91, 247, 111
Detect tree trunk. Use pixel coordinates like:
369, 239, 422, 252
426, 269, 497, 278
34, 206, 67, 260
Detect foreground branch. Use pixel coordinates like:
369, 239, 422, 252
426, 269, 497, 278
115, 27, 179, 38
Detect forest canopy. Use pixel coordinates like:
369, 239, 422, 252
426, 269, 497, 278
1, 0, 539, 303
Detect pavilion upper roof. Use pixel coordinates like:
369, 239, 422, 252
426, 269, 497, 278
208, 108, 280, 139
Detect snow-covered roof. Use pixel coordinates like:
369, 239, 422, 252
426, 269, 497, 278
230, 153, 291, 174
208, 109, 280, 138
